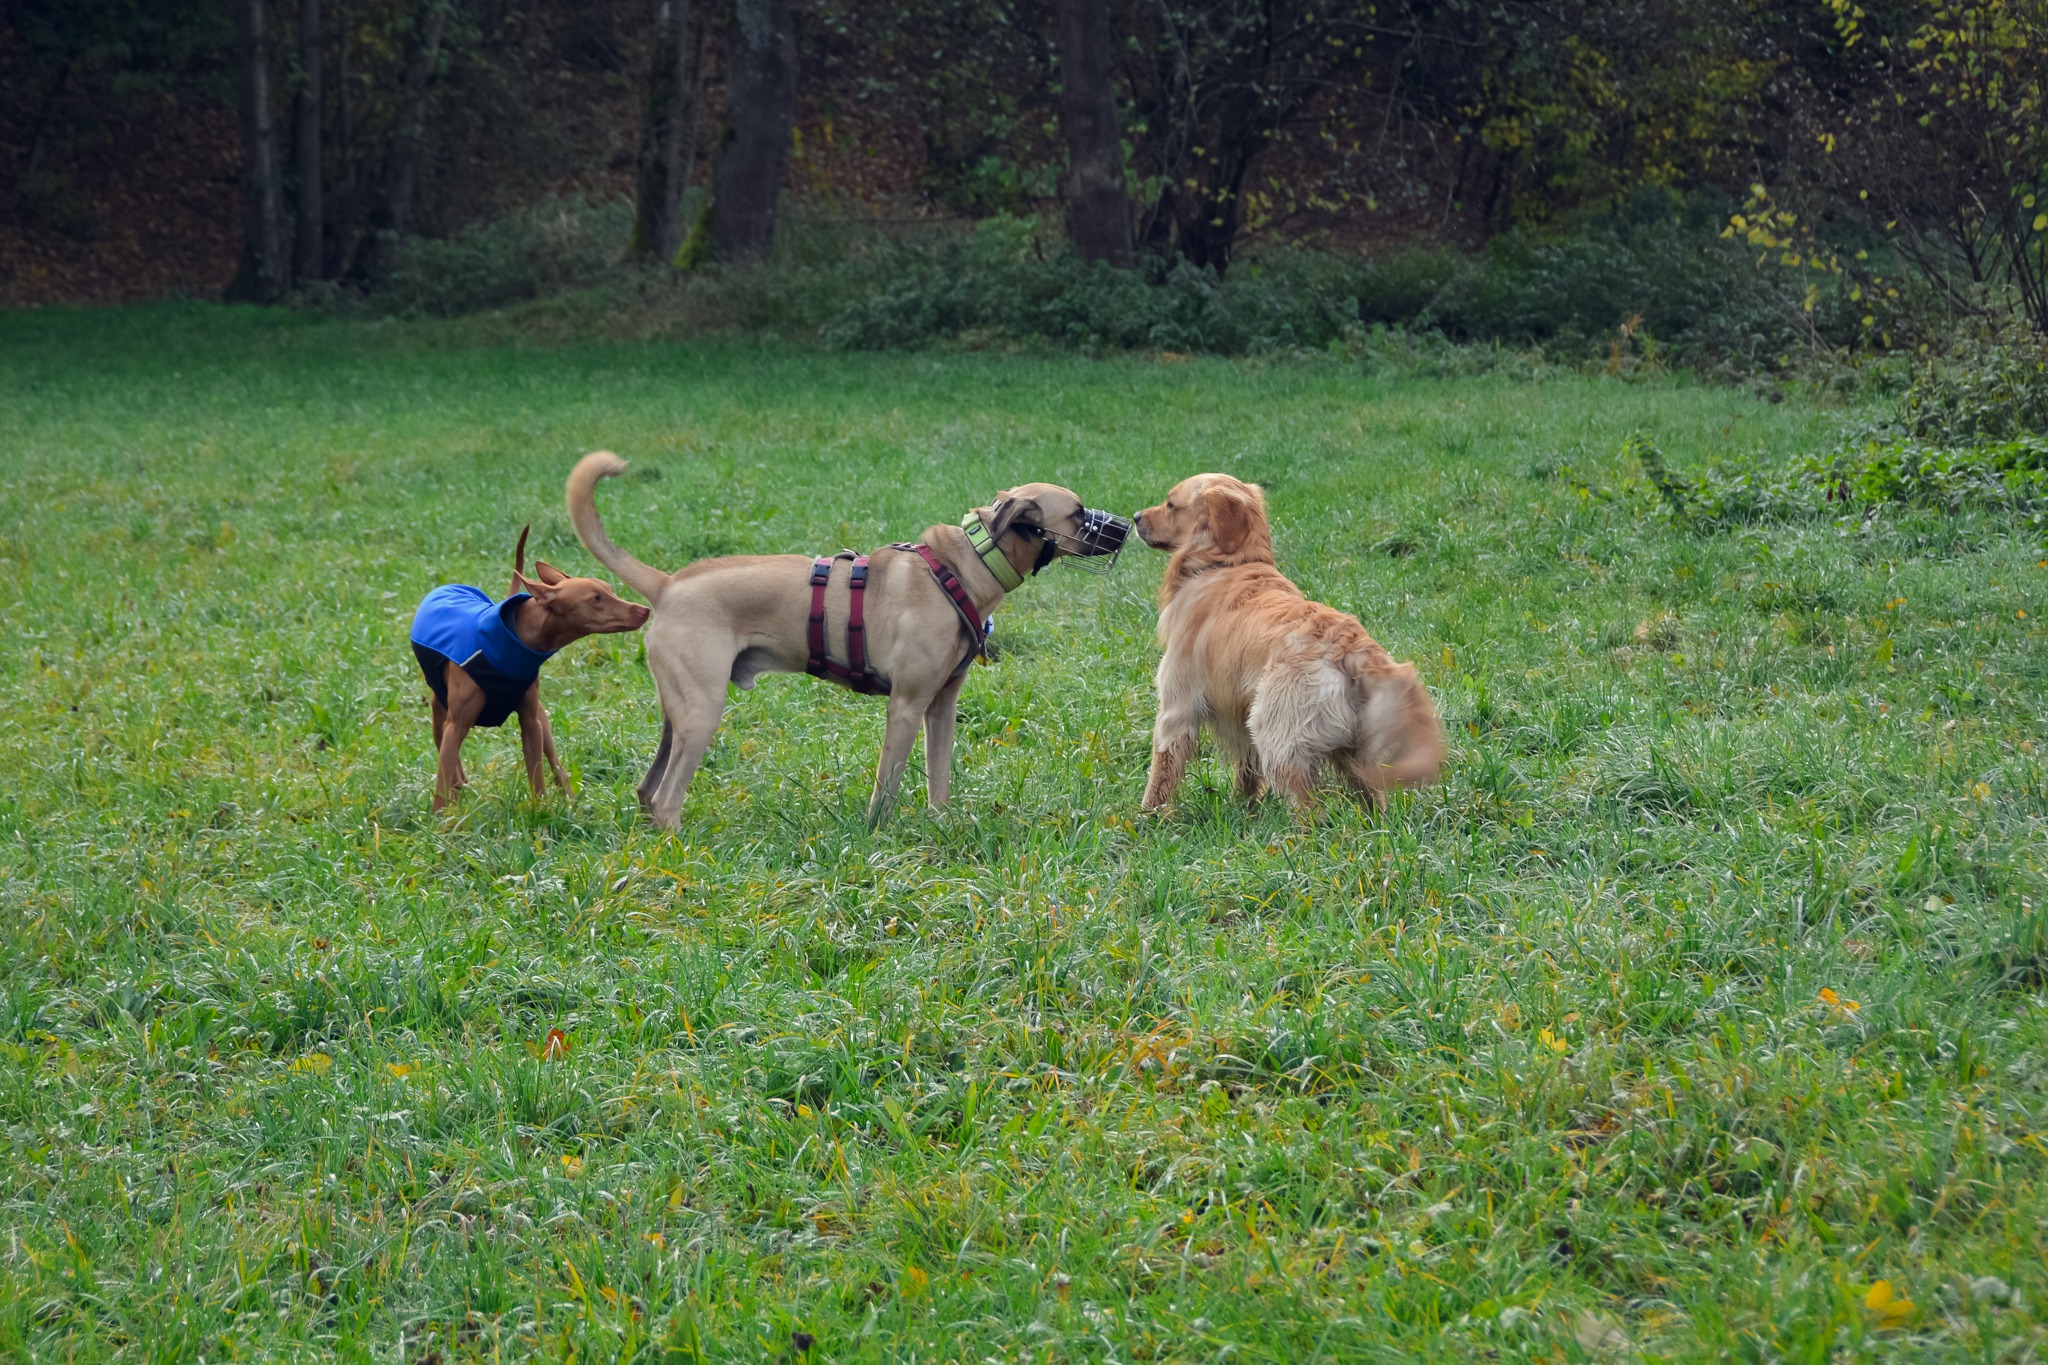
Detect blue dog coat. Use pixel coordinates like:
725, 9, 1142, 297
410, 584, 556, 728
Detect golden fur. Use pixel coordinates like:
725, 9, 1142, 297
1132, 473, 1444, 813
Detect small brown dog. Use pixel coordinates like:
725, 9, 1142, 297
409, 528, 650, 810
1132, 473, 1443, 814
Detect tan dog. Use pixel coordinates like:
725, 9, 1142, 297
1131, 473, 1443, 814
566, 451, 1125, 828
410, 528, 650, 811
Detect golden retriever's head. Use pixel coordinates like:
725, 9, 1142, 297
977, 482, 1128, 575
1133, 473, 1273, 566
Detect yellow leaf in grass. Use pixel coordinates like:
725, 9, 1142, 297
1864, 1279, 1914, 1320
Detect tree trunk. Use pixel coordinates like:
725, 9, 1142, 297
230, 0, 287, 302
630, 0, 695, 263
708, 0, 797, 264
292, 0, 323, 284
353, 0, 449, 287
329, 9, 354, 276
1054, 0, 1130, 266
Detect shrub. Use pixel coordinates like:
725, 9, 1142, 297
1889, 341, 2048, 444
818, 192, 1873, 365
379, 195, 634, 317
1607, 429, 2048, 535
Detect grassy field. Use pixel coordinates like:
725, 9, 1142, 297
2, 305, 2044, 1362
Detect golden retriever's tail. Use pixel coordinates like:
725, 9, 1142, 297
566, 451, 670, 605
1361, 663, 1446, 790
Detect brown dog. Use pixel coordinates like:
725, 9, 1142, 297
1131, 473, 1443, 814
565, 451, 1127, 827
409, 528, 650, 811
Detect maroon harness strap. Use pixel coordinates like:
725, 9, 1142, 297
805, 544, 990, 696
807, 552, 885, 694
895, 542, 987, 677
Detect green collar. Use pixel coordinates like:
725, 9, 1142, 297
961, 511, 1024, 591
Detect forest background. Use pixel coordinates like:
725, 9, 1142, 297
4, 0, 2046, 368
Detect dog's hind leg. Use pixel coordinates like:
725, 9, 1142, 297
1213, 719, 1264, 802
644, 705, 721, 831
642, 660, 729, 830
1264, 759, 1321, 815
921, 673, 968, 810
868, 692, 932, 825
637, 720, 675, 814
434, 671, 486, 812
1336, 754, 1389, 813
1249, 663, 1353, 819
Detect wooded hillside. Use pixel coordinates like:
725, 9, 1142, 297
4, 0, 2044, 342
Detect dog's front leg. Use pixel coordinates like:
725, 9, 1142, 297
514, 685, 553, 798
539, 709, 572, 796
921, 673, 967, 810
1141, 665, 1201, 811
1140, 725, 1199, 811
868, 693, 930, 825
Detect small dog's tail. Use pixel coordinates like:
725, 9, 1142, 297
566, 451, 670, 605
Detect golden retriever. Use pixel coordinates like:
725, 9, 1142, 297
1131, 473, 1443, 813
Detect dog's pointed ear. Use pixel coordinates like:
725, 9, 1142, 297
1203, 484, 1263, 555
986, 490, 1039, 541
512, 570, 559, 603
532, 560, 568, 586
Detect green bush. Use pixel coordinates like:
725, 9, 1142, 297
819, 192, 1873, 365
1889, 341, 2048, 444
1605, 430, 2048, 535
380, 194, 634, 317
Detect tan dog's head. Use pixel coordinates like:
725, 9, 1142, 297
978, 481, 1129, 575
1133, 473, 1274, 566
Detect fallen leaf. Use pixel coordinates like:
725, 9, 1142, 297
1864, 1279, 1914, 1321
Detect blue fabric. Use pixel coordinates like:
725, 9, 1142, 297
409, 584, 555, 682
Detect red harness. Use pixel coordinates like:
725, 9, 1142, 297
806, 543, 987, 695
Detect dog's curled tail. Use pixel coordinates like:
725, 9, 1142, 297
566, 451, 670, 605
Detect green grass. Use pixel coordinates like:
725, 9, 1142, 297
2, 304, 2045, 1362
